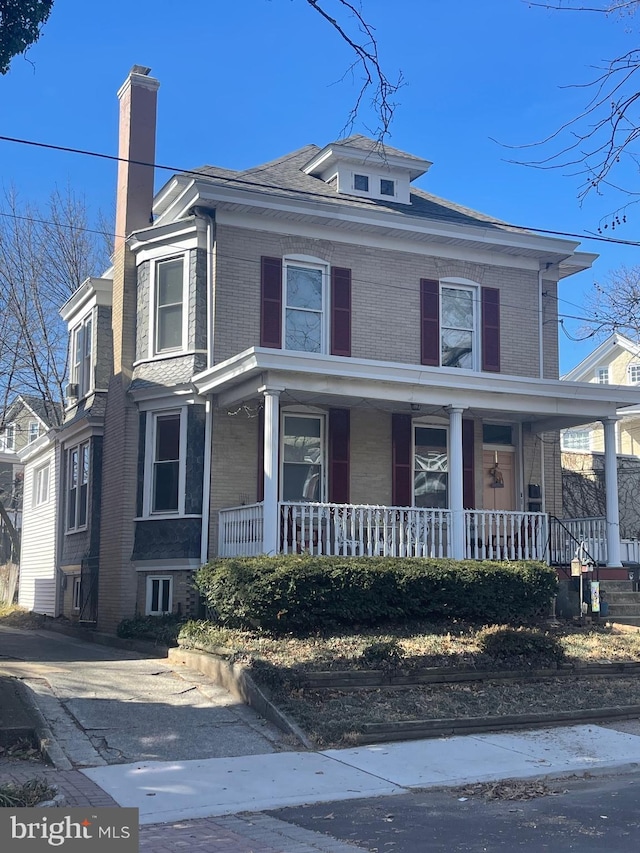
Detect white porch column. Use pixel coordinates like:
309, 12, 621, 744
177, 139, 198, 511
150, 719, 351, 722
603, 417, 622, 568
448, 406, 465, 560
260, 386, 282, 555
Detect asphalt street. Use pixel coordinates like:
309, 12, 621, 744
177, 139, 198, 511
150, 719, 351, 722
270, 772, 640, 852
0, 625, 287, 766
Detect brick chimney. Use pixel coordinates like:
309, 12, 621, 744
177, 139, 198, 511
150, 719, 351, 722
98, 66, 159, 633
115, 65, 159, 251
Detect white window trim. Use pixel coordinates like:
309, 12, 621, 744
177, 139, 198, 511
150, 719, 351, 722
439, 279, 480, 371
282, 255, 329, 355
143, 407, 188, 517
149, 255, 189, 358
66, 440, 90, 533
597, 367, 610, 384
280, 410, 326, 503
145, 575, 173, 616
628, 363, 640, 384
33, 462, 50, 507
413, 420, 449, 509
70, 314, 93, 399
72, 576, 82, 611
27, 421, 40, 444
3, 424, 15, 451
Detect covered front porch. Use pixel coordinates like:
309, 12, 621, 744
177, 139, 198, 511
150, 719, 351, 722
195, 347, 640, 567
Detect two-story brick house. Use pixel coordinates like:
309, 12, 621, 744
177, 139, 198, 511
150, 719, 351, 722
22, 66, 640, 628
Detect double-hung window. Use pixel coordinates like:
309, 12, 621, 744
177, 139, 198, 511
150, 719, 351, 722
284, 261, 325, 354
414, 426, 448, 509
281, 414, 324, 502
155, 258, 185, 353
149, 411, 183, 514
629, 363, 640, 384
441, 285, 477, 369
3, 425, 15, 451
28, 421, 40, 443
71, 316, 93, 397
67, 441, 90, 531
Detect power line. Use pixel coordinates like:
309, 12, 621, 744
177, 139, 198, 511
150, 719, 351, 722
3, 132, 640, 248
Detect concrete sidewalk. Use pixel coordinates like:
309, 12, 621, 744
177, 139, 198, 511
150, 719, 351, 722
82, 722, 640, 825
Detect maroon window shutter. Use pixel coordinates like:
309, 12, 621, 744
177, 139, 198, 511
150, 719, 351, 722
260, 257, 282, 348
331, 267, 352, 357
481, 287, 500, 372
420, 279, 440, 366
462, 419, 475, 510
328, 409, 350, 503
256, 408, 264, 502
392, 413, 412, 507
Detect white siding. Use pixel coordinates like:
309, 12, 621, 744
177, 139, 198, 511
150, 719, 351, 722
18, 443, 58, 616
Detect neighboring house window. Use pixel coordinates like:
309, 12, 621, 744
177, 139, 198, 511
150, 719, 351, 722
353, 173, 369, 192
562, 429, 592, 451
146, 576, 173, 616
155, 257, 185, 353
28, 421, 40, 443
72, 576, 82, 611
629, 363, 640, 384
3, 424, 15, 451
71, 315, 93, 397
67, 441, 90, 531
441, 285, 477, 369
380, 178, 395, 196
146, 411, 185, 514
597, 368, 609, 384
281, 414, 324, 501
33, 463, 50, 507
414, 425, 448, 509
284, 261, 326, 353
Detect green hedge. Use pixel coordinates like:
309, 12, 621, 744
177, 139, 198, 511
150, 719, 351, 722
194, 556, 557, 634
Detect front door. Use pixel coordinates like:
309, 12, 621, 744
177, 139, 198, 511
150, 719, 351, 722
482, 450, 516, 511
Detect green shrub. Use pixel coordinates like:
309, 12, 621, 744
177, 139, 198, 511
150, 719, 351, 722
477, 625, 565, 667
194, 556, 557, 635
361, 639, 406, 669
116, 614, 184, 646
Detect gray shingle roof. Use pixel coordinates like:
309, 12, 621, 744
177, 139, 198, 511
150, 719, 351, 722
185, 137, 516, 234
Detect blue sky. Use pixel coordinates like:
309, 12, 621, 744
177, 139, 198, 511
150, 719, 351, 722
2, 0, 640, 372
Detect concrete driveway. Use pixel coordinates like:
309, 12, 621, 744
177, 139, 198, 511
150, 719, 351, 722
0, 626, 288, 768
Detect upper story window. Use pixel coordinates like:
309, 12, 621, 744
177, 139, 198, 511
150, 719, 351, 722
155, 257, 185, 354
33, 462, 50, 507
629, 363, 640, 384
2, 424, 15, 451
353, 174, 369, 192
284, 261, 326, 354
380, 178, 395, 197
562, 428, 592, 451
414, 425, 448, 509
441, 285, 477, 369
28, 421, 40, 444
597, 367, 609, 384
281, 413, 324, 502
67, 441, 89, 532
71, 315, 93, 397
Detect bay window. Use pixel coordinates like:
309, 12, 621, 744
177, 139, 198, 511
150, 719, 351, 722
155, 257, 185, 353
67, 441, 90, 531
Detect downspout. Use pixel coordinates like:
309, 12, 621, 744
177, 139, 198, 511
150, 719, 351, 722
538, 267, 545, 379
199, 210, 215, 566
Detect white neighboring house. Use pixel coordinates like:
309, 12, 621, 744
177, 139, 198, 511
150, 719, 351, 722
17, 431, 59, 616
562, 334, 640, 454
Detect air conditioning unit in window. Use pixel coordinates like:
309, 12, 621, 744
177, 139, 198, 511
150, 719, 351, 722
65, 383, 79, 400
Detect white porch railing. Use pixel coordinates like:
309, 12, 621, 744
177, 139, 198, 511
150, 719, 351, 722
217, 502, 550, 561
280, 502, 451, 557
464, 510, 548, 561
218, 502, 264, 557
549, 517, 607, 566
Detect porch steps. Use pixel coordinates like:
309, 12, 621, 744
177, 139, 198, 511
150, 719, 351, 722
601, 580, 640, 626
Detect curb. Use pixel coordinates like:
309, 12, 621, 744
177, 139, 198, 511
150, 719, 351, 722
16, 683, 73, 771
33, 619, 170, 658
167, 647, 313, 748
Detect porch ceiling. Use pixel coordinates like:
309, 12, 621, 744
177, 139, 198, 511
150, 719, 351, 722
193, 347, 640, 432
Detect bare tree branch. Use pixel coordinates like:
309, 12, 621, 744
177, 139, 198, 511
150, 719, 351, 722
303, 0, 402, 141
